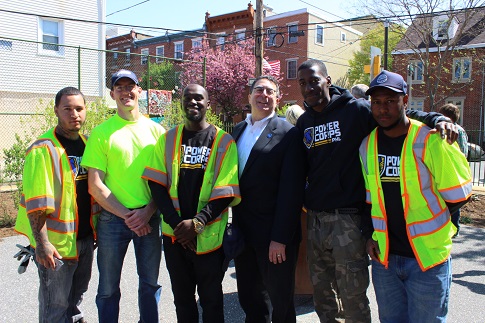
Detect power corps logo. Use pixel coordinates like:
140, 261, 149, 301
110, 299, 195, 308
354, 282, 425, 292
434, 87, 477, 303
303, 121, 342, 149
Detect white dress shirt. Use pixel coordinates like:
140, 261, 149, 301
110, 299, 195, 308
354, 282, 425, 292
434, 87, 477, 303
237, 112, 275, 177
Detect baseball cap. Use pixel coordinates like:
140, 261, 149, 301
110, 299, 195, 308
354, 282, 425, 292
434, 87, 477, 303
365, 70, 407, 96
111, 69, 139, 89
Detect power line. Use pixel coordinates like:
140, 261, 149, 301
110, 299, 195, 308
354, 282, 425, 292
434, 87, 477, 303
107, 0, 150, 17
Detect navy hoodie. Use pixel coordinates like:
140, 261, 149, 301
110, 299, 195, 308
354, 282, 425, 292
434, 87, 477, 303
296, 85, 443, 212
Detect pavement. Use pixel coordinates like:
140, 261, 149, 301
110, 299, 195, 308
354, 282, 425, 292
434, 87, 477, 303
1, 225, 484, 322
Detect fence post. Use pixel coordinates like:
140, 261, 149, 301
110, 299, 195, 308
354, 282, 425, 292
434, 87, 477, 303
203, 57, 206, 88
78, 46, 81, 90
147, 54, 151, 90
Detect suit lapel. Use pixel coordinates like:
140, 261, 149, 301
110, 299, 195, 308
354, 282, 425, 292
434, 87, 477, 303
232, 121, 247, 142
241, 115, 278, 177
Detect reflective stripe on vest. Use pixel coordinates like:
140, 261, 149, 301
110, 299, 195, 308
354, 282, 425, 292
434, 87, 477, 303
26, 139, 63, 220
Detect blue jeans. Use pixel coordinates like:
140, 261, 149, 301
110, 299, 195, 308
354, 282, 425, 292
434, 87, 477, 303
36, 235, 94, 323
372, 255, 452, 323
96, 210, 162, 323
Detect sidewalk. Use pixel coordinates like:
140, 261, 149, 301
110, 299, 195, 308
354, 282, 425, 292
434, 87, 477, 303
1, 225, 484, 322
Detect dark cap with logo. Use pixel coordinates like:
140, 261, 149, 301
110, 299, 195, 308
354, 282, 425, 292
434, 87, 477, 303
365, 70, 407, 96
111, 69, 139, 89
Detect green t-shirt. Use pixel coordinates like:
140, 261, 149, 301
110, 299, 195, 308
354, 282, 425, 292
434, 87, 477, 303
81, 114, 165, 208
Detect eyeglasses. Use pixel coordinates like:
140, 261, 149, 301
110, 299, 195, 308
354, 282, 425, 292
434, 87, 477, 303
253, 86, 276, 96
113, 84, 137, 92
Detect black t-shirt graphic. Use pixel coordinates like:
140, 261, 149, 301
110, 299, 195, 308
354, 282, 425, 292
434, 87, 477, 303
377, 128, 414, 258
57, 134, 92, 239
178, 125, 216, 220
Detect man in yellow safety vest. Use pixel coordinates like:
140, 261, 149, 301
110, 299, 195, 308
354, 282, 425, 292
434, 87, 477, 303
360, 70, 472, 323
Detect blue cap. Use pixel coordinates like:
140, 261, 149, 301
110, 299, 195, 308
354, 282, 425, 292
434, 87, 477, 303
111, 69, 139, 89
366, 70, 407, 95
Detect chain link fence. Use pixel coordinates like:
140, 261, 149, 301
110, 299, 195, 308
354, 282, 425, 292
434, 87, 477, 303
0, 37, 207, 183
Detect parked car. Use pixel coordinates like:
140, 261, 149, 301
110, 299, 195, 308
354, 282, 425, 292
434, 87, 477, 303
467, 142, 485, 162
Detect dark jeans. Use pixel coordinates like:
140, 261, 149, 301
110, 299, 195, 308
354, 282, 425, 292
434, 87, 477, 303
36, 235, 94, 323
163, 235, 225, 323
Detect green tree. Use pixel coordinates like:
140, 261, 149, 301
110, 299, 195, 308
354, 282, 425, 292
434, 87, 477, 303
139, 60, 178, 91
348, 23, 406, 85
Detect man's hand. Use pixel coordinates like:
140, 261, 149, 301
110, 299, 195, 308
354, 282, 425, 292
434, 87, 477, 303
35, 241, 61, 270
125, 207, 154, 237
174, 219, 197, 246
268, 241, 286, 264
366, 238, 380, 262
433, 121, 458, 144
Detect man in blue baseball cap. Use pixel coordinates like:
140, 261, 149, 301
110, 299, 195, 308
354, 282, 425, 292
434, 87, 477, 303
360, 70, 471, 322
82, 69, 165, 322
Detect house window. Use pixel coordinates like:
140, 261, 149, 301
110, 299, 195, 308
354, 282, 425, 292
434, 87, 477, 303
409, 60, 424, 83
288, 24, 298, 44
340, 32, 347, 42
112, 47, 118, 60
216, 34, 225, 50
287, 59, 298, 79
315, 25, 324, 45
39, 18, 63, 54
156, 46, 164, 62
125, 48, 131, 64
409, 98, 424, 111
216, 35, 225, 50
267, 27, 277, 47
174, 41, 184, 59
0, 40, 13, 50
192, 38, 202, 49
453, 57, 471, 82
235, 29, 246, 42
141, 48, 149, 65
433, 16, 457, 40
446, 97, 465, 124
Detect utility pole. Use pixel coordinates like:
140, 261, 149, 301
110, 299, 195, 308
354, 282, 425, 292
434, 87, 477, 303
384, 20, 389, 70
255, 0, 264, 77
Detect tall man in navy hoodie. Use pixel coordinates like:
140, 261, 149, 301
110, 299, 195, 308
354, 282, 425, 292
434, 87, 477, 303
296, 59, 456, 322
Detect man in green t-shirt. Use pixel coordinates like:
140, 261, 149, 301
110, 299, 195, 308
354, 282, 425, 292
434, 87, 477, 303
81, 69, 165, 323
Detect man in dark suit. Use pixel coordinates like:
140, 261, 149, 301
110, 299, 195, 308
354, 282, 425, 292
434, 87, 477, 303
232, 75, 306, 323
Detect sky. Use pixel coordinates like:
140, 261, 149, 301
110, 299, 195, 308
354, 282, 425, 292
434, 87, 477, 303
105, 0, 362, 37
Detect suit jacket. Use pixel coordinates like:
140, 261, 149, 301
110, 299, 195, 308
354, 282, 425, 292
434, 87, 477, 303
232, 115, 305, 246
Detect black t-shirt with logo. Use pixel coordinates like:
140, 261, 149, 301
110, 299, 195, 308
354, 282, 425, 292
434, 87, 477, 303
57, 134, 92, 239
377, 128, 414, 258
178, 125, 216, 220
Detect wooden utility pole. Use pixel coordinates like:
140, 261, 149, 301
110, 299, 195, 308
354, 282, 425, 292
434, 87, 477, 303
255, 0, 264, 77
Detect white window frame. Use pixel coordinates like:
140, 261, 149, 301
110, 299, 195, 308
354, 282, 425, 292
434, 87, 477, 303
286, 58, 298, 79
156, 46, 164, 62
409, 60, 424, 84
446, 97, 465, 125
433, 16, 458, 40
453, 57, 472, 83
140, 48, 149, 65
287, 23, 298, 44
315, 25, 324, 45
38, 18, 64, 56
174, 41, 184, 60
267, 26, 277, 47
340, 31, 347, 43
192, 37, 202, 49
235, 28, 246, 42
125, 48, 131, 65
409, 98, 425, 111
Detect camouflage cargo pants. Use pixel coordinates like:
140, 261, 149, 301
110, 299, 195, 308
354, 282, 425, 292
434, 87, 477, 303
307, 209, 371, 323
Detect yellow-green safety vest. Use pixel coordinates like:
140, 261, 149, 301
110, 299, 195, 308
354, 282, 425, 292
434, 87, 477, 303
359, 119, 472, 271
142, 125, 241, 254
15, 127, 99, 260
